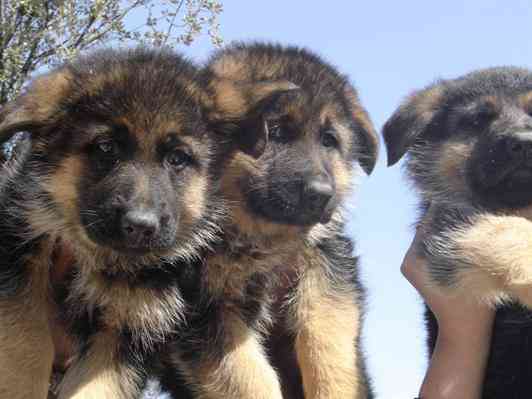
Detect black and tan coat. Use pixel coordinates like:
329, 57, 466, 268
383, 67, 532, 398
0, 48, 224, 399
159, 42, 377, 399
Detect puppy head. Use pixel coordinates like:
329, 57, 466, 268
207, 43, 378, 236
0, 48, 219, 261
383, 67, 532, 209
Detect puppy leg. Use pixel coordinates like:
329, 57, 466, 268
424, 213, 532, 306
293, 266, 365, 399
174, 311, 283, 399
57, 333, 143, 399
0, 297, 53, 399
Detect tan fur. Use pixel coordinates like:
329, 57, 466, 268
0, 49, 218, 399
188, 44, 372, 399
433, 139, 476, 201
331, 157, 353, 197
292, 253, 362, 399
209, 55, 252, 81
180, 313, 283, 399
183, 173, 208, 222
43, 156, 83, 225
58, 333, 141, 399
72, 270, 185, 346
209, 79, 250, 119
411, 86, 445, 122
26, 72, 72, 119
342, 85, 378, 152
439, 214, 532, 306
247, 81, 299, 104
219, 151, 301, 238
209, 50, 280, 82
518, 91, 532, 111
4, 71, 72, 128
208, 79, 298, 120
0, 245, 54, 399
30, 156, 99, 259
203, 235, 297, 301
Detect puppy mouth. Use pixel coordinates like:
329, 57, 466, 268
248, 194, 332, 226
475, 133, 532, 190
479, 158, 532, 188
472, 158, 532, 208
507, 168, 532, 182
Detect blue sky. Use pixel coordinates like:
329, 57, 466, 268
143, 1, 532, 398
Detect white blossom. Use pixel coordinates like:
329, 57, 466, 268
0, 0, 223, 103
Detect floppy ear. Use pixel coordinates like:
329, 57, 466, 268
0, 69, 72, 147
208, 78, 300, 158
207, 78, 298, 120
383, 84, 445, 166
240, 86, 301, 158
343, 84, 379, 175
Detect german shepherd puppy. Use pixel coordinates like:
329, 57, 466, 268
0, 47, 226, 399
383, 67, 532, 398
158, 42, 378, 399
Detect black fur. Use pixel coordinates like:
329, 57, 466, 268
0, 47, 224, 398
384, 67, 532, 398
157, 42, 375, 398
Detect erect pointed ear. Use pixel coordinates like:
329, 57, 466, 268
343, 84, 379, 175
383, 84, 445, 166
0, 69, 72, 147
207, 78, 300, 158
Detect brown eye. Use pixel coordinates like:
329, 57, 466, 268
321, 130, 339, 148
166, 149, 191, 169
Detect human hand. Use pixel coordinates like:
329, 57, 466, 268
402, 227, 495, 399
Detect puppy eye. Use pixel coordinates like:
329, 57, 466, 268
97, 141, 115, 154
459, 109, 496, 129
166, 149, 191, 170
90, 138, 119, 171
266, 120, 286, 142
321, 130, 339, 148
92, 138, 118, 157
460, 100, 499, 129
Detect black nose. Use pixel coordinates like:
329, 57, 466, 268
303, 177, 334, 212
505, 132, 532, 160
121, 210, 160, 244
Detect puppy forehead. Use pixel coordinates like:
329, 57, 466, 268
75, 113, 209, 153
281, 93, 342, 124
452, 95, 500, 112
449, 93, 532, 120
125, 116, 211, 156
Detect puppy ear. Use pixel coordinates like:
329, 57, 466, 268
208, 79, 300, 158
383, 84, 445, 166
207, 78, 298, 120
241, 86, 301, 158
343, 84, 379, 175
0, 69, 72, 146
